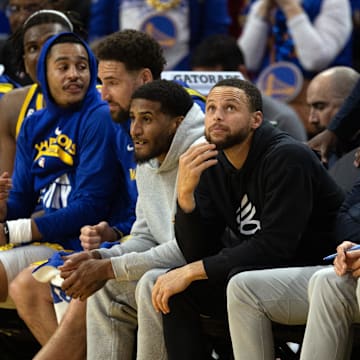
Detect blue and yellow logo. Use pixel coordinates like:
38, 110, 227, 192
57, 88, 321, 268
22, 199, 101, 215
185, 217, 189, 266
141, 15, 176, 49
34, 129, 76, 166
256, 61, 303, 103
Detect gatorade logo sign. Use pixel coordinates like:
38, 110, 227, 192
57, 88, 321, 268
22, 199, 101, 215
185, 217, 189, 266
161, 71, 244, 96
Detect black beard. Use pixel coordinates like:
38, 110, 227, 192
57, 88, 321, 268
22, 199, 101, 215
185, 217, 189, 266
112, 109, 130, 124
134, 132, 175, 164
205, 129, 249, 150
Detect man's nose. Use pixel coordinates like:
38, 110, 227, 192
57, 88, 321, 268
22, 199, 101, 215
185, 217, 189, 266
308, 108, 319, 124
101, 86, 110, 101
67, 66, 80, 79
130, 119, 141, 136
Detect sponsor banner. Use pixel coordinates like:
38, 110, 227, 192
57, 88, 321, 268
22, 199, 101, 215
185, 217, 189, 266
161, 71, 244, 96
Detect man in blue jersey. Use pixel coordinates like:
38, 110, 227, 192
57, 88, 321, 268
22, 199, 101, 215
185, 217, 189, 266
0, 9, 87, 175
0, 30, 126, 339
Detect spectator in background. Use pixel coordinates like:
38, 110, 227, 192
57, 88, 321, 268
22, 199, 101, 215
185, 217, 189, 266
307, 76, 360, 166
306, 66, 359, 146
0, 0, 70, 88
238, 0, 353, 137
191, 33, 307, 141
88, 0, 230, 70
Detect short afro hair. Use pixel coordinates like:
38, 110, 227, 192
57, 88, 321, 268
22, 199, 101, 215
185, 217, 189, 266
131, 80, 193, 118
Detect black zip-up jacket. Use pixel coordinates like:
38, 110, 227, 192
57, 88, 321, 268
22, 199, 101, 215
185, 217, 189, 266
175, 122, 345, 284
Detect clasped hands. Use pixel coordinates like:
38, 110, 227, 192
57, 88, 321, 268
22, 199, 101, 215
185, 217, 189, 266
59, 251, 113, 301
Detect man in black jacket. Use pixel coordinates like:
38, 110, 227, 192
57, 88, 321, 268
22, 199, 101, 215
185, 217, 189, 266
151, 78, 344, 359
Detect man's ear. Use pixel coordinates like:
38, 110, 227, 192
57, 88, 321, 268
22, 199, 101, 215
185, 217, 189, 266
173, 115, 184, 130
251, 111, 263, 130
140, 68, 153, 84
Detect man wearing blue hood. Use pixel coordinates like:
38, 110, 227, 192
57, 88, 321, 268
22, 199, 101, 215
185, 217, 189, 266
0, 32, 122, 303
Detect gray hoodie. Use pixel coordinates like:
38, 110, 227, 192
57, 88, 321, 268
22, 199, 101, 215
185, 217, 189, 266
97, 103, 205, 281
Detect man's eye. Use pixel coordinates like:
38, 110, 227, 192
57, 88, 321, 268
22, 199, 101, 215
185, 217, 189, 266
26, 45, 38, 53
107, 81, 119, 86
313, 103, 328, 111
78, 64, 88, 71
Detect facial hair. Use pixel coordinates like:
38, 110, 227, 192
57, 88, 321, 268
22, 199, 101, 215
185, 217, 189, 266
112, 108, 130, 124
205, 125, 251, 150
134, 132, 175, 164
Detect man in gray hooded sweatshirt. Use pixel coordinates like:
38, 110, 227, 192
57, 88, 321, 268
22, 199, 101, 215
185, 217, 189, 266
59, 79, 205, 360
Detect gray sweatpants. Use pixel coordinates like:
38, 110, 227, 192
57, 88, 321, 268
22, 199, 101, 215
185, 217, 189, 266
227, 266, 325, 360
86, 268, 168, 360
300, 267, 360, 360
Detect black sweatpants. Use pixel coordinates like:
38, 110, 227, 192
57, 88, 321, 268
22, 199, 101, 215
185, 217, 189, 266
162, 280, 232, 360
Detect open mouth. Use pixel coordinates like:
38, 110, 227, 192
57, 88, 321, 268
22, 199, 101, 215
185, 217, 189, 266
134, 139, 147, 146
64, 84, 83, 93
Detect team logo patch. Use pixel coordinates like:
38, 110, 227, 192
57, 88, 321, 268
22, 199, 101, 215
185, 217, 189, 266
140, 14, 177, 49
256, 61, 303, 103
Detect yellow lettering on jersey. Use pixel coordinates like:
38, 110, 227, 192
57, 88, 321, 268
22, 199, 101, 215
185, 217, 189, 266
129, 168, 136, 181
34, 133, 76, 166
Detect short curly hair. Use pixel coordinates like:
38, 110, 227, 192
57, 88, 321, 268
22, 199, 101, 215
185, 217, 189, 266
93, 29, 166, 80
131, 79, 193, 118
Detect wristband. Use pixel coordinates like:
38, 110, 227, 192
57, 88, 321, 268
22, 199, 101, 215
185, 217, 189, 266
7, 219, 32, 245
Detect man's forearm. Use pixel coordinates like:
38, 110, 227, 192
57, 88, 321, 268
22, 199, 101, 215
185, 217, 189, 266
183, 261, 208, 282
104, 258, 116, 280
177, 192, 196, 213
